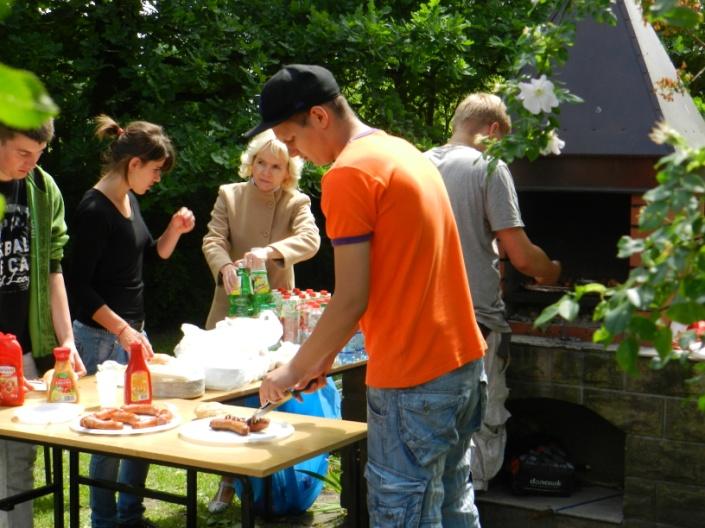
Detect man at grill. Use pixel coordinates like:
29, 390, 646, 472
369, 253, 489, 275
426, 92, 561, 492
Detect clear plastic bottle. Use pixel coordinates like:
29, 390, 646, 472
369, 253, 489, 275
307, 302, 323, 332
281, 297, 300, 344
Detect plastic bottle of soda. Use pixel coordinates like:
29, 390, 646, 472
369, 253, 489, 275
307, 302, 323, 334
0, 333, 24, 406
124, 342, 152, 405
251, 256, 274, 314
231, 264, 254, 317
227, 266, 243, 317
282, 297, 300, 344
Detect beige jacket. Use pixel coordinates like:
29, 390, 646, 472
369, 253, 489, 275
202, 181, 320, 328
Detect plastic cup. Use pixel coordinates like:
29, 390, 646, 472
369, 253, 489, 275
96, 370, 119, 408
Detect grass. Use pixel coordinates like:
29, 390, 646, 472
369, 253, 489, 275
31, 449, 345, 527
29, 328, 346, 527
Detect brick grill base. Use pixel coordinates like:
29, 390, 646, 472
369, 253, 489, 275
507, 335, 705, 528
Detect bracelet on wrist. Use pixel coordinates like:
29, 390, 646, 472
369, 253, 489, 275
116, 323, 129, 337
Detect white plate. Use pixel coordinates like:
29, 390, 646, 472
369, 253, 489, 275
179, 417, 294, 446
69, 404, 180, 436
26, 379, 47, 392
14, 403, 84, 425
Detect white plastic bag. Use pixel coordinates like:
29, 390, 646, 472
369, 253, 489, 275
174, 311, 283, 390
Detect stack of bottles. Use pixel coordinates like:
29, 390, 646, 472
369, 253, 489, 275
227, 260, 275, 317
229, 281, 367, 364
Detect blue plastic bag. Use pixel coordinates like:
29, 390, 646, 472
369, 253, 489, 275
234, 377, 341, 515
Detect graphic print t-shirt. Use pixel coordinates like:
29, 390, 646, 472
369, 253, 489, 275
0, 179, 31, 353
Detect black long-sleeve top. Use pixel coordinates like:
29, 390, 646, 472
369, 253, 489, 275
69, 189, 155, 327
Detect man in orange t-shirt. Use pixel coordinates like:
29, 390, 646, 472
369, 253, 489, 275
252, 64, 486, 526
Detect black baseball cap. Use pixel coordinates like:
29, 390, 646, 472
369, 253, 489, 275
243, 64, 340, 138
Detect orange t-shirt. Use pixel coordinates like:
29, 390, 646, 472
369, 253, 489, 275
322, 131, 485, 388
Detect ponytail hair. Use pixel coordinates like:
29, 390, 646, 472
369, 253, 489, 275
95, 114, 175, 178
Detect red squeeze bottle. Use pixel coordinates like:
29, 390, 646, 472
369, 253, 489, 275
124, 342, 152, 405
0, 332, 24, 406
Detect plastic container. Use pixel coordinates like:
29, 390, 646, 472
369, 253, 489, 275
251, 257, 274, 314
0, 332, 24, 406
337, 330, 367, 365
228, 264, 254, 317
124, 342, 152, 405
281, 297, 300, 344
48, 347, 80, 403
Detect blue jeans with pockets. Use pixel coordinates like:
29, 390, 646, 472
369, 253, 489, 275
365, 359, 486, 527
73, 320, 150, 528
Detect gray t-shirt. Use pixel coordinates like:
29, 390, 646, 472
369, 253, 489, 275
425, 144, 523, 332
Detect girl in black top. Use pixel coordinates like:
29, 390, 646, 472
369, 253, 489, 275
69, 115, 194, 528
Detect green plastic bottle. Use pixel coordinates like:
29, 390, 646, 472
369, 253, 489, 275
228, 264, 253, 317
250, 257, 274, 314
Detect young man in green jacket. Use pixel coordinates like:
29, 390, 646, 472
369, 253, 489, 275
0, 119, 86, 528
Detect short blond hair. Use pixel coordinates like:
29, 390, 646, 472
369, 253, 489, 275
239, 129, 303, 190
451, 93, 511, 137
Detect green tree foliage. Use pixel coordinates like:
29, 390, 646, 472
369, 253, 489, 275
0, 0, 547, 328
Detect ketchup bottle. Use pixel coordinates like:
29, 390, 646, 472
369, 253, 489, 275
124, 342, 152, 405
0, 332, 24, 407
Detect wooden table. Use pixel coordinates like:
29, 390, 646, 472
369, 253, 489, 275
0, 382, 367, 527
196, 359, 370, 526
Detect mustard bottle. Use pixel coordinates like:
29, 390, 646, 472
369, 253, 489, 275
48, 347, 80, 403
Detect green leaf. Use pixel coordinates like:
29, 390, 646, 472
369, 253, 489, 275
617, 236, 645, 258
0, 63, 58, 129
616, 337, 638, 374
592, 325, 613, 345
605, 303, 632, 335
626, 288, 642, 308
0, 195, 4, 220
558, 297, 579, 321
575, 283, 607, 297
629, 316, 657, 341
0, 0, 14, 20
296, 469, 342, 493
667, 302, 705, 325
661, 6, 702, 29
534, 300, 562, 328
653, 326, 673, 361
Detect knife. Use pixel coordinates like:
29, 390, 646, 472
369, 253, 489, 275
247, 380, 315, 424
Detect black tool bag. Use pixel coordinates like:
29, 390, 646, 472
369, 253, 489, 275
509, 443, 575, 496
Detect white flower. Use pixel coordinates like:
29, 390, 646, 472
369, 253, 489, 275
541, 130, 565, 156
517, 75, 559, 114
648, 121, 674, 145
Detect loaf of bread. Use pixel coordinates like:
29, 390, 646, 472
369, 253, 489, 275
194, 401, 228, 419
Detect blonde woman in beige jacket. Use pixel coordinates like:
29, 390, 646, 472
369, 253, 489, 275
202, 129, 320, 329
202, 129, 320, 511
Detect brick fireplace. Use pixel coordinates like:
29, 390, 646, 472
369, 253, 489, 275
483, 336, 705, 528
477, 1, 705, 527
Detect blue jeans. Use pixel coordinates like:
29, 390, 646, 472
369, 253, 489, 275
365, 359, 486, 528
73, 320, 150, 527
